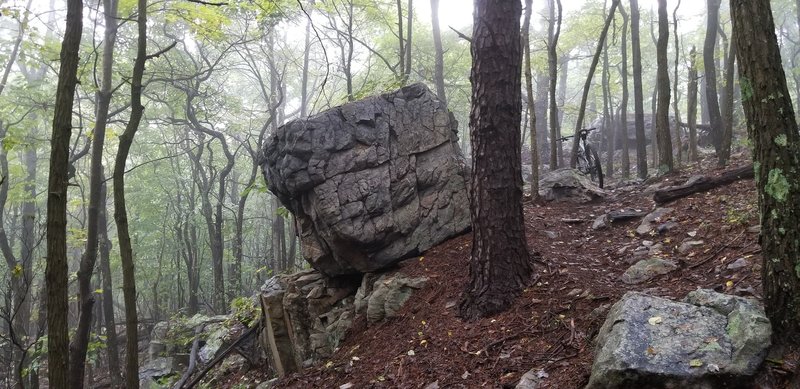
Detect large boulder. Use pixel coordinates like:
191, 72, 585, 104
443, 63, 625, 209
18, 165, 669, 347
260, 83, 470, 276
586, 290, 771, 389
538, 168, 605, 202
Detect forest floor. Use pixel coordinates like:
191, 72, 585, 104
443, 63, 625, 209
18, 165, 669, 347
227, 153, 799, 388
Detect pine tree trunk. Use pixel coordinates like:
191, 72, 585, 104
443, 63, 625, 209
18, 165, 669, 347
619, 3, 631, 177
704, 0, 724, 154
522, 0, 538, 199
630, 0, 648, 178
547, 0, 562, 170
687, 47, 699, 162
430, 0, 447, 104
460, 0, 532, 320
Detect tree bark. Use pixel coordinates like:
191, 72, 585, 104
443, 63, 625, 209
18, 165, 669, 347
571, 0, 620, 167
522, 0, 538, 199
672, 0, 682, 166
655, 0, 673, 173
653, 164, 753, 204
46, 0, 82, 386
704, 0, 724, 154
547, 0, 562, 170
459, 0, 532, 320
720, 27, 736, 166
98, 178, 121, 386
619, 3, 630, 177
300, 0, 314, 118
113, 0, 147, 386
732, 0, 800, 343
688, 46, 699, 162
630, 0, 648, 178
70, 1, 118, 385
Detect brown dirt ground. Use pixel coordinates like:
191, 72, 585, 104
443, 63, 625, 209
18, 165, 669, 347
224, 154, 800, 389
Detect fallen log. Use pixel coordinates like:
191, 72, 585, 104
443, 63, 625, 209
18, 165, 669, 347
653, 164, 754, 204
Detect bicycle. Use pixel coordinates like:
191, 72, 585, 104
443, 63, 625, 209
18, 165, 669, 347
557, 128, 604, 188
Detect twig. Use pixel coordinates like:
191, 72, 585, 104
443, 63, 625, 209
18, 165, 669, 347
172, 325, 204, 389
183, 320, 261, 389
690, 229, 746, 269
449, 26, 472, 43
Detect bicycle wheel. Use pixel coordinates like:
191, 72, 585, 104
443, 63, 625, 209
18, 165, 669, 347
585, 145, 604, 189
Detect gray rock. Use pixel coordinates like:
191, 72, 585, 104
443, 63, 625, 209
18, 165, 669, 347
657, 221, 679, 234
261, 83, 470, 276
621, 258, 677, 284
679, 240, 705, 254
587, 290, 771, 389
592, 214, 608, 230
367, 275, 428, 322
516, 369, 546, 389
538, 168, 605, 203
139, 357, 178, 389
726, 257, 751, 270
636, 207, 674, 235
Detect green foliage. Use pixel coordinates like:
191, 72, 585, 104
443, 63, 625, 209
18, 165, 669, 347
228, 296, 260, 327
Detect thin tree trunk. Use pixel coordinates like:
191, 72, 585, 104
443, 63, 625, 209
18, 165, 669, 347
113, 0, 147, 386
671, 0, 682, 166
719, 28, 736, 166
548, 0, 563, 170
430, 0, 447, 104
300, 0, 314, 118
97, 178, 121, 386
396, 0, 405, 83
630, 0, 648, 178
704, 0, 723, 154
70, 1, 118, 385
687, 46, 699, 162
404, 0, 413, 81
571, 0, 620, 167
46, 0, 83, 386
619, 2, 631, 177
655, 0, 673, 173
522, 0, 538, 199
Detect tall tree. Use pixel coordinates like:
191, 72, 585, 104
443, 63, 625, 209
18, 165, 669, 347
571, 0, 620, 167
547, 0, 563, 169
46, 0, 83, 386
114, 0, 148, 385
630, 0, 648, 178
522, 0, 538, 199
70, 0, 119, 385
671, 0, 682, 166
687, 46, 699, 162
655, 0, 673, 172
719, 27, 736, 166
732, 0, 800, 343
459, 0, 532, 319
430, 0, 447, 104
704, 0, 724, 156
619, 2, 631, 177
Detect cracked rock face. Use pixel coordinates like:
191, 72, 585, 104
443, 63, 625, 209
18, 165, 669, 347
586, 290, 771, 389
260, 83, 470, 276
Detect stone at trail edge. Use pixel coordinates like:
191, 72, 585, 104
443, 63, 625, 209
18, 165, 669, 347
636, 207, 674, 235
538, 168, 605, 203
260, 83, 470, 276
621, 257, 678, 284
586, 289, 771, 389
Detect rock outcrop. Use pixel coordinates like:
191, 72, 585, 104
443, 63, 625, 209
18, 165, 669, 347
586, 289, 771, 389
260, 83, 470, 276
259, 269, 427, 375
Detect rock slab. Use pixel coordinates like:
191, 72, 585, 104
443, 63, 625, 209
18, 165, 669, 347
538, 168, 605, 203
586, 289, 771, 389
261, 83, 470, 276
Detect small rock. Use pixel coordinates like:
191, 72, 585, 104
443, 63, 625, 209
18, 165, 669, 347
678, 240, 704, 254
747, 225, 761, 234
592, 214, 608, 230
445, 301, 457, 309
544, 230, 559, 239
649, 243, 664, 255
642, 240, 654, 247
423, 381, 440, 389
656, 221, 679, 234
621, 258, 678, 284
561, 218, 584, 224
687, 230, 698, 237
515, 368, 545, 389
340, 383, 354, 389
727, 258, 751, 270
636, 208, 674, 235
567, 288, 583, 297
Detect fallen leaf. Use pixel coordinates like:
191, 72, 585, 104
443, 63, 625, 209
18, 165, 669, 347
648, 316, 663, 325
407, 350, 415, 356
689, 359, 703, 367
